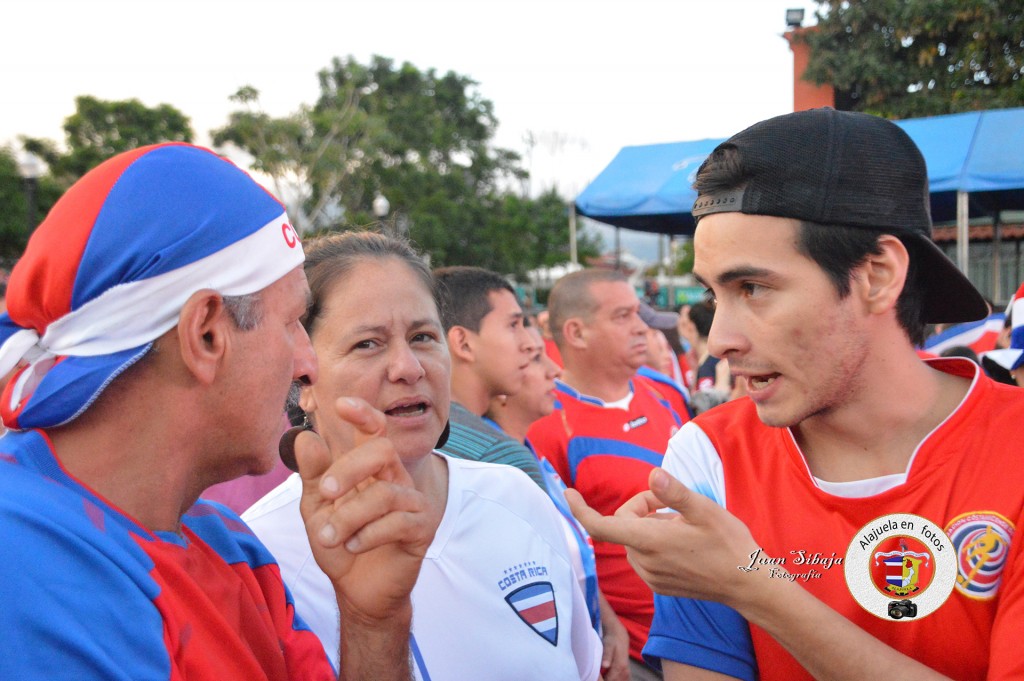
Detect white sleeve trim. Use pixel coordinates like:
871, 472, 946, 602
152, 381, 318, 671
662, 421, 727, 508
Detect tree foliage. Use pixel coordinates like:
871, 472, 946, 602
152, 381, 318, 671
22, 95, 194, 188
0, 149, 32, 262
800, 0, 1024, 117
670, 238, 695, 276
213, 56, 597, 276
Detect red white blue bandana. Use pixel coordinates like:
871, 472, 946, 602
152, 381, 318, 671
0, 143, 304, 429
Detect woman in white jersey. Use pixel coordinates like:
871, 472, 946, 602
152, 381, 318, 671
245, 231, 601, 681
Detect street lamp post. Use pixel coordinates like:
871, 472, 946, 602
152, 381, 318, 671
17, 151, 43, 235
372, 193, 391, 234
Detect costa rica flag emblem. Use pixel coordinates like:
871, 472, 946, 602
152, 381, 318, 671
505, 582, 558, 645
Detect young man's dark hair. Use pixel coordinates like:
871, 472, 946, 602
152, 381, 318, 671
434, 266, 516, 332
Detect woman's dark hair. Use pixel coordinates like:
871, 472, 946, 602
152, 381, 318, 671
694, 145, 927, 346
302, 231, 439, 338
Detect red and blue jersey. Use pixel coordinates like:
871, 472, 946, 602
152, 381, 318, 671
528, 375, 686, 661
0, 429, 334, 680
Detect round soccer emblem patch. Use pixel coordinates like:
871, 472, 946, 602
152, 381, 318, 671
946, 512, 1015, 600
844, 513, 956, 621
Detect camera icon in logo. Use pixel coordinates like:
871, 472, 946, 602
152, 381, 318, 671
887, 599, 918, 620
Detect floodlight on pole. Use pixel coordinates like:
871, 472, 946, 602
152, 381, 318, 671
785, 8, 805, 28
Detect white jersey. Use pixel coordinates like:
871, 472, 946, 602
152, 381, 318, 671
243, 453, 602, 681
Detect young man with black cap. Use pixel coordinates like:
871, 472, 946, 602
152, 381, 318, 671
568, 109, 1024, 680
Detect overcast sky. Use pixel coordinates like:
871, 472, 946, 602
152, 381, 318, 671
2, 0, 820, 256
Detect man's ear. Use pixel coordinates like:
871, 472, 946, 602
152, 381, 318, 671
562, 317, 587, 350
177, 290, 230, 385
858, 234, 909, 316
447, 325, 475, 363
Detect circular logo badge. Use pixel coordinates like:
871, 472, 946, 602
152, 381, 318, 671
845, 513, 956, 621
946, 512, 1015, 600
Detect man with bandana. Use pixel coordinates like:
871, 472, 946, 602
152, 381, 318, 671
0, 144, 430, 680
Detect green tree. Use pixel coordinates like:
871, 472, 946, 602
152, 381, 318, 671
213, 56, 586, 274
22, 95, 194, 187
799, 0, 1024, 117
471, 189, 601, 278
0, 148, 31, 261
671, 238, 695, 276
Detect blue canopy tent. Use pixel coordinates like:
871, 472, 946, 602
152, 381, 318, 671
895, 108, 1024, 302
574, 108, 1024, 277
573, 137, 724, 236
900, 108, 1024, 220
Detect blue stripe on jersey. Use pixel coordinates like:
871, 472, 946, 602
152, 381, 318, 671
566, 436, 665, 483
637, 366, 692, 421
653, 394, 684, 426
645, 593, 756, 680
553, 379, 606, 407
411, 633, 433, 681
510, 582, 552, 603
183, 500, 279, 567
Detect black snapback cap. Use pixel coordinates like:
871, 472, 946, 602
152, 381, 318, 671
692, 108, 988, 324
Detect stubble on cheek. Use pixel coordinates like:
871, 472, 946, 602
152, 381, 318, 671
786, 308, 869, 427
